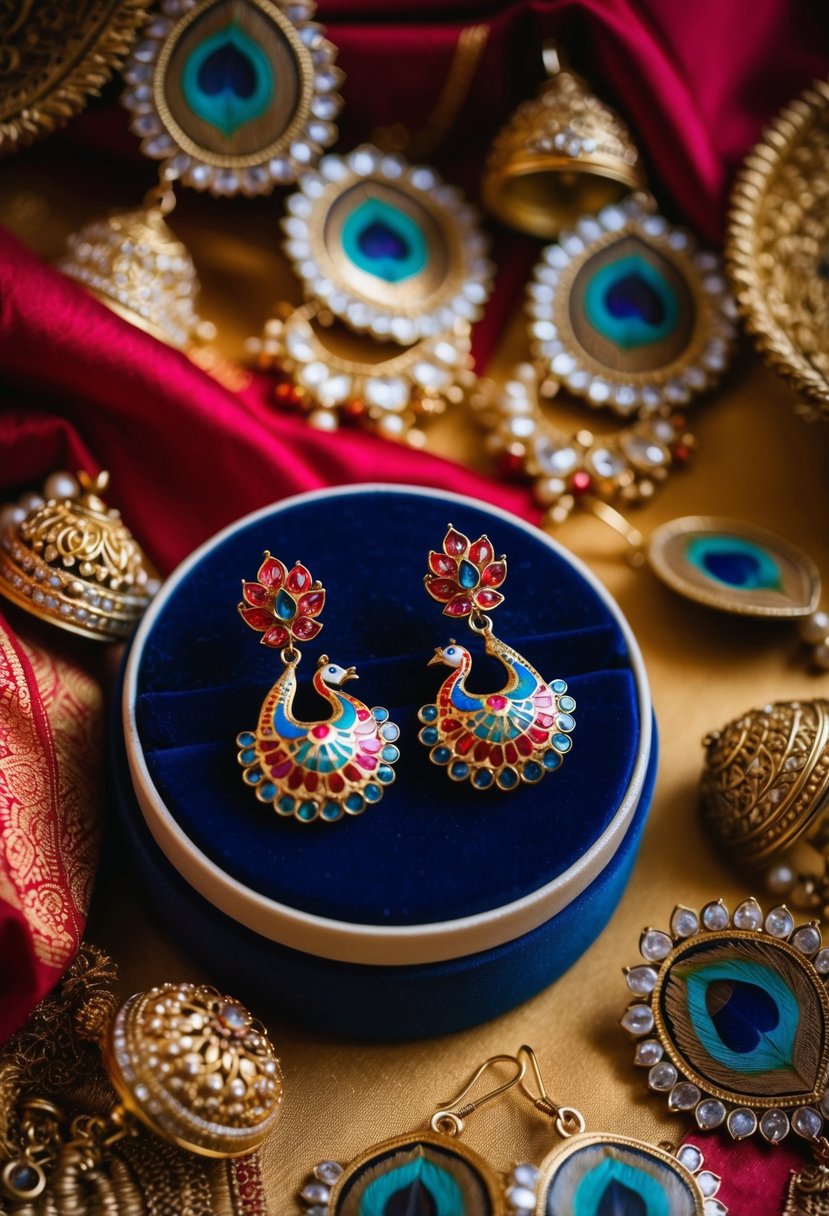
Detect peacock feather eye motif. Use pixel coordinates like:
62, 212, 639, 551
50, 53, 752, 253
647, 516, 821, 619
511, 1135, 725, 1216
621, 900, 829, 1144
297, 1135, 502, 1216
122, 0, 343, 196
527, 196, 736, 419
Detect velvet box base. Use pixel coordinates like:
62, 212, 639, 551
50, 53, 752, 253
116, 486, 656, 1039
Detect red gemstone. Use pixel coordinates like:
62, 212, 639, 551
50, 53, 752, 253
298, 589, 325, 618
328, 773, 345, 793
275, 382, 302, 407
474, 742, 489, 763
487, 695, 507, 711
475, 589, 504, 610
356, 753, 377, 770
489, 746, 504, 765
505, 743, 518, 764
240, 606, 274, 632
429, 551, 458, 578
529, 727, 548, 744
345, 764, 362, 782
311, 724, 331, 740
481, 561, 506, 588
286, 563, 312, 594
443, 526, 469, 557
444, 593, 473, 617
425, 576, 457, 603
257, 554, 285, 589
271, 760, 292, 778
456, 734, 475, 755
262, 624, 289, 648
516, 735, 533, 756
673, 442, 691, 465
571, 471, 592, 496
288, 768, 304, 790
305, 772, 319, 792
535, 714, 554, 728
442, 718, 461, 734
293, 616, 322, 641
469, 537, 494, 566
357, 708, 372, 721
242, 582, 270, 607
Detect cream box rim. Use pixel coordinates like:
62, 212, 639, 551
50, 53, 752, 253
123, 484, 653, 967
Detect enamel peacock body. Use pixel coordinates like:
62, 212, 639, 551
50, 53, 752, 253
236, 552, 399, 824
418, 525, 575, 790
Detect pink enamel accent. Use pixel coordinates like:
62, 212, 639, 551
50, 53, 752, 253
311, 724, 331, 740
487, 695, 508, 711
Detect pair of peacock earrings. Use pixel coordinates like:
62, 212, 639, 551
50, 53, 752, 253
235, 524, 575, 823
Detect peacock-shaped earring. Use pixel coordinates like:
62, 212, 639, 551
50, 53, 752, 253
417, 524, 575, 791
60, 0, 343, 350
236, 551, 400, 823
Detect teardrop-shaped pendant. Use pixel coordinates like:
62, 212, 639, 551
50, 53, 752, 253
647, 516, 821, 618
512, 1134, 723, 1216
622, 900, 829, 1145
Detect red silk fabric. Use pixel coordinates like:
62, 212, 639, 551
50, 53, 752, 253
684, 1131, 809, 1214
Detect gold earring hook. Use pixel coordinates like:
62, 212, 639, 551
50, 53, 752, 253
430, 1054, 526, 1138
517, 1045, 586, 1139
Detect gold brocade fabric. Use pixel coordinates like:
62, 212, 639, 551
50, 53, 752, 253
3, 169, 829, 1209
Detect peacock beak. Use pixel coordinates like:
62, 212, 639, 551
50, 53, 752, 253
427, 647, 445, 667
341, 666, 359, 683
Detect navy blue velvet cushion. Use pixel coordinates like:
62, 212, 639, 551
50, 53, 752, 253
132, 489, 643, 926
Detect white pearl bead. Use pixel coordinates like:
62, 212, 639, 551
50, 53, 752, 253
813, 641, 829, 671
766, 862, 795, 894
801, 610, 829, 645
0, 504, 26, 532
44, 471, 80, 501
308, 409, 338, 432
17, 491, 44, 514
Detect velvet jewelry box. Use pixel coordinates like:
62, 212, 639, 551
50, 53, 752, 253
115, 485, 656, 1039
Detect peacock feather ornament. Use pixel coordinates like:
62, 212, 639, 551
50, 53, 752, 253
621, 899, 829, 1149
236, 552, 399, 823
418, 525, 575, 790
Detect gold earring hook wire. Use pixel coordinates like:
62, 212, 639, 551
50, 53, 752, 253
430, 1054, 526, 1138
517, 1045, 586, 1139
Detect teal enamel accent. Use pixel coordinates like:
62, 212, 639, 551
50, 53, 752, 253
571, 1157, 670, 1216
497, 768, 519, 788
372, 706, 390, 722
377, 764, 395, 784
364, 783, 382, 802
259, 781, 276, 799
244, 768, 262, 783
240, 747, 256, 765
341, 197, 428, 284
544, 751, 562, 770
275, 589, 296, 620
420, 726, 439, 746
432, 746, 451, 764
420, 704, 438, 722
559, 695, 576, 712
473, 769, 493, 788
680, 956, 800, 1076
181, 23, 274, 139
345, 792, 365, 812
685, 535, 783, 591
584, 254, 679, 350
297, 800, 317, 821
552, 679, 567, 693
523, 761, 543, 782
358, 1156, 464, 1216
276, 794, 295, 815
556, 713, 576, 732
237, 731, 255, 746
458, 559, 480, 590
381, 744, 400, 763
553, 734, 572, 751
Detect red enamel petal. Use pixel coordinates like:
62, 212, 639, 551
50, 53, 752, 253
475, 589, 504, 610
442, 526, 469, 558
242, 581, 270, 607
516, 735, 534, 756
456, 734, 475, 755
429, 551, 458, 578
292, 616, 322, 641
239, 606, 274, 632
442, 719, 462, 734
304, 772, 319, 793
425, 575, 458, 603
474, 741, 489, 763
489, 745, 504, 765
298, 589, 325, 618
286, 563, 313, 594
481, 560, 507, 588
444, 593, 473, 617
505, 743, 518, 765
257, 553, 286, 589
328, 773, 345, 793
469, 536, 494, 566
261, 624, 289, 648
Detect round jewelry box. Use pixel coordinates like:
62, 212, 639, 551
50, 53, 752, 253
116, 485, 656, 1038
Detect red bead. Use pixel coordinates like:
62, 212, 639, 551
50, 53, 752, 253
311, 725, 331, 740
444, 593, 473, 617
570, 471, 592, 496
429, 551, 458, 578
442, 718, 461, 734
481, 560, 506, 588
442, 526, 469, 557
487, 695, 507, 711
293, 616, 322, 641
286, 563, 312, 594
673, 443, 691, 465
298, 589, 325, 617
469, 537, 493, 566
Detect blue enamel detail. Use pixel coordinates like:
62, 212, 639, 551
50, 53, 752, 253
276, 794, 295, 815
420, 704, 438, 722
558, 695, 576, 712
258, 781, 276, 800
345, 792, 365, 813
181, 23, 274, 139
321, 802, 343, 821
685, 535, 783, 591
544, 750, 562, 770
458, 559, 480, 590
681, 957, 800, 1075
381, 722, 400, 741
240, 747, 257, 765
275, 588, 296, 620
553, 734, 572, 752
552, 679, 567, 693
473, 769, 494, 788
498, 768, 519, 789
450, 761, 469, 780
381, 744, 400, 763
584, 254, 679, 350
523, 761, 543, 782
297, 800, 317, 821
572, 1158, 670, 1216
359, 1157, 464, 1216
432, 746, 451, 765
341, 197, 428, 284
244, 768, 262, 783
420, 726, 439, 746
237, 731, 255, 746
364, 783, 382, 803
372, 706, 390, 722
556, 713, 576, 732
377, 764, 395, 784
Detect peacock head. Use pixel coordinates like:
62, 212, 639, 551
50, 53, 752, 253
316, 655, 358, 686
428, 640, 469, 668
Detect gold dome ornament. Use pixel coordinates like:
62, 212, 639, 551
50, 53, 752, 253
0, 470, 159, 642
701, 700, 829, 914
0, 1, 150, 156
481, 44, 646, 240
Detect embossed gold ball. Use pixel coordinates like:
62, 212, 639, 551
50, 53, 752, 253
105, 984, 284, 1157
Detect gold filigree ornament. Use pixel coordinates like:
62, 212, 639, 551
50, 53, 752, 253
0, 0, 151, 156
727, 78, 829, 422
701, 700, 829, 917
0, 469, 159, 642
254, 143, 493, 443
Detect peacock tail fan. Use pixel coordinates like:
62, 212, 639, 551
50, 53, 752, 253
544, 1143, 699, 1216
334, 1140, 493, 1216
662, 938, 828, 1099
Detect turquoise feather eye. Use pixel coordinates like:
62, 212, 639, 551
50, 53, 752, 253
684, 535, 782, 591
342, 198, 428, 283
584, 253, 679, 351
181, 22, 274, 137
573, 1158, 668, 1216
359, 1159, 462, 1215
330, 1138, 494, 1216
542, 1140, 698, 1216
